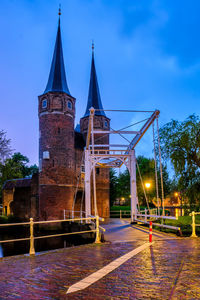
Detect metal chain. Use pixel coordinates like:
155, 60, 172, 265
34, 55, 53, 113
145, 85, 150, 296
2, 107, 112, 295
136, 160, 150, 213
156, 116, 165, 216
152, 121, 160, 215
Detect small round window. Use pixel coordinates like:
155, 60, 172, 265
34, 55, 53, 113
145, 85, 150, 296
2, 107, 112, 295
42, 99, 47, 109
104, 120, 108, 128
67, 101, 72, 110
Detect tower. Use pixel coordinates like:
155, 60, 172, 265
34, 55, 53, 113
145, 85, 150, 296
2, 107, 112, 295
38, 12, 76, 220
80, 44, 110, 217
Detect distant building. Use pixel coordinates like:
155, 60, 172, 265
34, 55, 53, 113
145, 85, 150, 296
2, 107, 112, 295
2, 14, 110, 220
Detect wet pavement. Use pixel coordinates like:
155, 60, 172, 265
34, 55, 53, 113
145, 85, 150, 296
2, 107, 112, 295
0, 219, 200, 299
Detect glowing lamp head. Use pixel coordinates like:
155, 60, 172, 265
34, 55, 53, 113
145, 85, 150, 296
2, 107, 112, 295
174, 192, 179, 197
145, 182, 151, 189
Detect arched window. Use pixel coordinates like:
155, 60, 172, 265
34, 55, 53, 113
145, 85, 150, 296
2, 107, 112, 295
67, 100, 72, 110
42, 99, 47, 109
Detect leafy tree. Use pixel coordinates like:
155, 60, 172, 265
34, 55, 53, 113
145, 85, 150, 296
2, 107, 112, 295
109, 169, 118, 207
109, 155, 171, 207
0, 152, 38, 197
159, 114, 200, 208
0, 130, 12, 162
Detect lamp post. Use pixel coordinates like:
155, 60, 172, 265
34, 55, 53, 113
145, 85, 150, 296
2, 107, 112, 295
144, 182, 151, 213
174, 192, 183, 217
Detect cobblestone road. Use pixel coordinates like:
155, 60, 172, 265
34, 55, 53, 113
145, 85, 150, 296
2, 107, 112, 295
0, 220, 200, 299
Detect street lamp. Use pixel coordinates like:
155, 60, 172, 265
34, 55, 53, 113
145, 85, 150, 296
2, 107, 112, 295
145, 182, 151, 189
174, 191, 182, 217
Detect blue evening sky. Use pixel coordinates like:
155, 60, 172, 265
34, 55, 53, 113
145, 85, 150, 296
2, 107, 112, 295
0, 0, 200, 166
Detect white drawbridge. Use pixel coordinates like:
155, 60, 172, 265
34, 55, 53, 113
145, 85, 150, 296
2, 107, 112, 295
84, 108, 161, 222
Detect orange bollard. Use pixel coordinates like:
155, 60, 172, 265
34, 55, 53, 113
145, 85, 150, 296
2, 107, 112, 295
149, 221, 152, 243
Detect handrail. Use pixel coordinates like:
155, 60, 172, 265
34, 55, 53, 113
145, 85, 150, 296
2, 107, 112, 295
136, 213, 177, 220
135, 218, 180, 231
0, 215, 105, 256
0, 222, 30, 227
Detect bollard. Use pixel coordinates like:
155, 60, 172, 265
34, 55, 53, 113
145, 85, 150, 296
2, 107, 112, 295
191, 211, 197, 238
95, 215, 101, 244
149, 221, 153, 243
29, 218, 35, 256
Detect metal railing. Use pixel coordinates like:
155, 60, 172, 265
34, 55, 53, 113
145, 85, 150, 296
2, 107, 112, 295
0, 215, 105, 256
110, 210, 131, 218
135, 211, 180, 231
189, 211, 200, 237
63, 210, 86, 220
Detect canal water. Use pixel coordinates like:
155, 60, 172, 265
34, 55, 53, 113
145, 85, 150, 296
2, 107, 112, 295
0, 222, 95, 257
0, 244, 3, 257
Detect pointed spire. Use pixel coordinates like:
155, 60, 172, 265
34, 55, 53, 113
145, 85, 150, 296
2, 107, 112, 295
83, 43, 106, 117
44, 7, 71, 95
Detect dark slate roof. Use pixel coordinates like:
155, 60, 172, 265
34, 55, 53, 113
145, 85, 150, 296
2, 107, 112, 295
43, 18, 71, 95
3, 178, 32, 190
75, 131, 85, 149
83, 51, 106, 117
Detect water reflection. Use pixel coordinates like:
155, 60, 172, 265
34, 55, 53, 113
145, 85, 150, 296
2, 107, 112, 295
0, 244, 3, 257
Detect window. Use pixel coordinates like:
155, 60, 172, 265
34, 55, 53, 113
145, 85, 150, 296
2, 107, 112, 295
67, 100, 72, 110
42, 99, 47, 109
43, 151, 50, 159
81, 165, 85, 173
104, 121, 108, 128
58, 127, 61, 134
39, 159, 42, 171
96, 168, 100, 175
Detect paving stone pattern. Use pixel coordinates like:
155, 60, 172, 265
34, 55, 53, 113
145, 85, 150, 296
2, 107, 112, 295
0, 221, 200, 299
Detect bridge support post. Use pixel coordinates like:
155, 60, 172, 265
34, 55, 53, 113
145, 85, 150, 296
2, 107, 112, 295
85, 150, 91, 219
130, 150, 137, 222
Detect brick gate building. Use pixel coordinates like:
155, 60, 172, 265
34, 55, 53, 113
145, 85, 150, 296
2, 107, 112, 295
2, 14, 110, 220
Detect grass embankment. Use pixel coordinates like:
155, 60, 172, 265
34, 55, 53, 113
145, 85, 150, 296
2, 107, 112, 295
156, 215, 200, 236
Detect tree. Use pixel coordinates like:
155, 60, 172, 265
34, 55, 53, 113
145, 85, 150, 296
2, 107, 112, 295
109, 155, 171, 207
0, 130, 12, 162
136, 156, 171, 206
159, 114, 200, 207
0, 152, 38, 197
109, 169, 118, 207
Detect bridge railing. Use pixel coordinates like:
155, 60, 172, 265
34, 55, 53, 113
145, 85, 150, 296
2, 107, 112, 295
0, 215, 105, 256
63, 210, 86, 221
110, 210, 131, 218
135, 212, 180, 231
